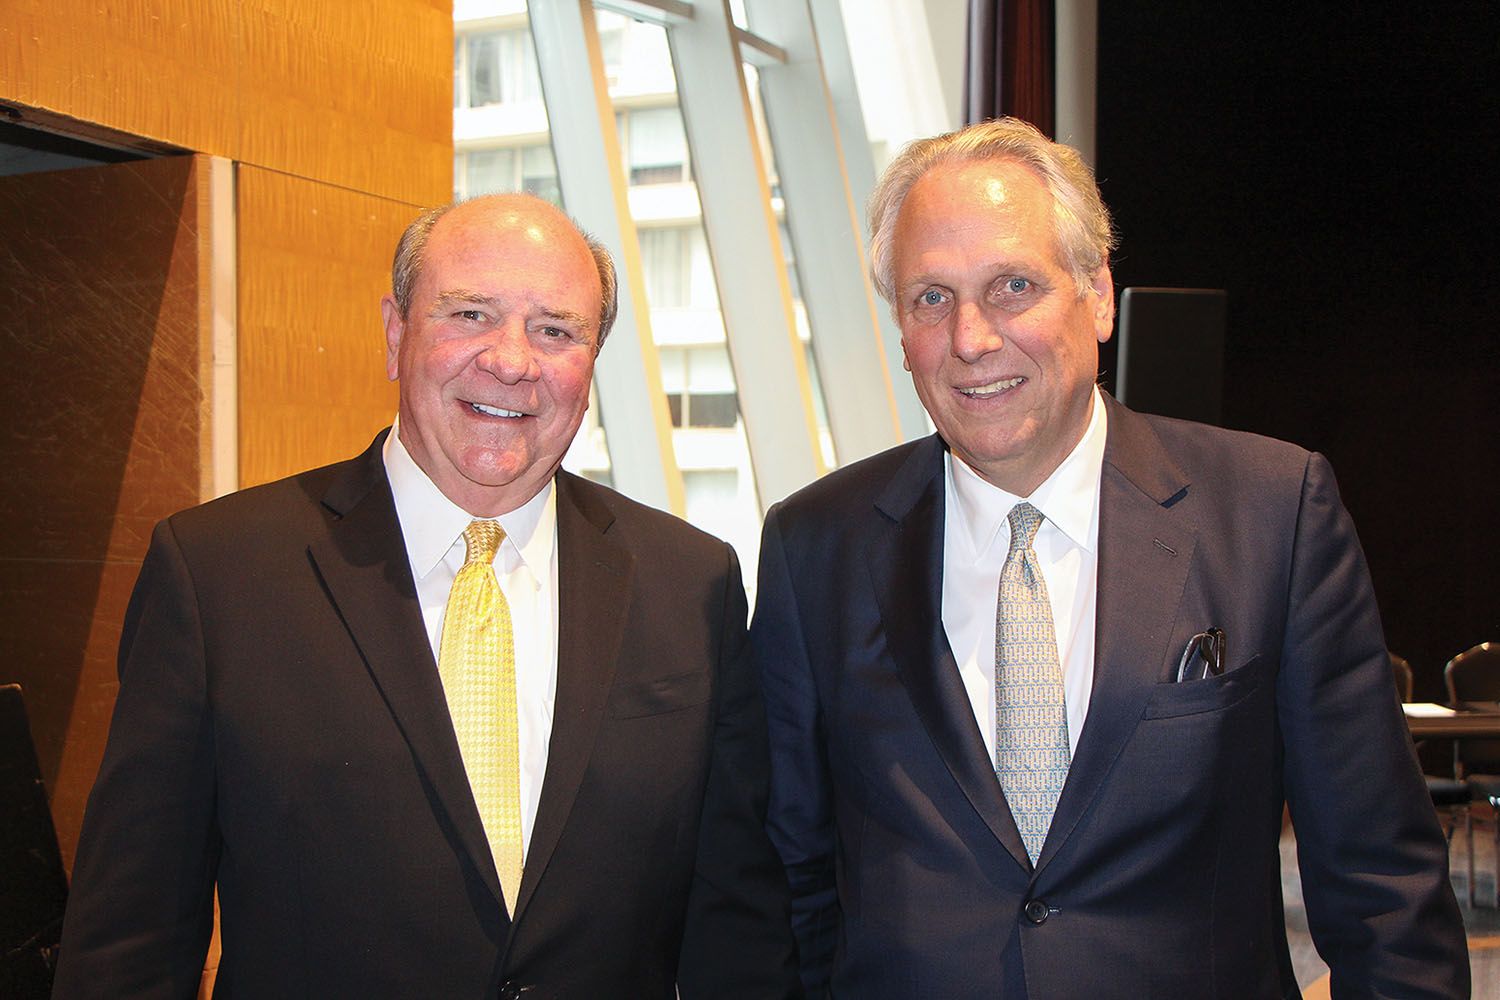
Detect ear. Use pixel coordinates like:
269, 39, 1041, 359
1089, 263, 1116, 344
900, 338, 912, 372
380, 294, 404, 382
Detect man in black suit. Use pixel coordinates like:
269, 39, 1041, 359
55, 194, 798, 998
751, 118, 1468, 998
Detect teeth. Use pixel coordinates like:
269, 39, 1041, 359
959, 377, 1024, 397
471, 402, 524, 418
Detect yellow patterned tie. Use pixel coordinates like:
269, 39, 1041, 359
438, 520, 523, 914
994, 502, 1071, 864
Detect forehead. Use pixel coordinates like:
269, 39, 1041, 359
420, 203, 600, 302
894, 159, 1059, 267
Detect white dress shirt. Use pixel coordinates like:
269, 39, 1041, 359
383, 419, 557, 852
942, 387, 1108, 759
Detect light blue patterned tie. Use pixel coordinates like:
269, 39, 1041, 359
994, 502, 1071, 864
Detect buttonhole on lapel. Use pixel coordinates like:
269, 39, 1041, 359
1153, 538, 1177, 556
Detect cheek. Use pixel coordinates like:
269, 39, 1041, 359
544, 357, 596, 413
898, 328, 945, 373
414, 344, 478, 387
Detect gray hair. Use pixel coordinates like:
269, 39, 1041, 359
390, 196, 620, 349
867, 117, 1116, 306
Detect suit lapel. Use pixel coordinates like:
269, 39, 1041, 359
511, 473, 633, 924
1038, 396, 1196, 868
869, 438, 1031, 870
306, 433, 506, 908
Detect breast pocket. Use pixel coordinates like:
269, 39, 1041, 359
607, 669, 712, 720
1141, 653, 1271, 719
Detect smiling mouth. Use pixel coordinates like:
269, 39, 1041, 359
469, 402, 525, 418
957, 376, 1025, 398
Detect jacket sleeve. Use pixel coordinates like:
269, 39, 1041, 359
751, 505, 840, 999
1277, 453, 1469, 999
53, 518, 219, 1000
676, 541, 802, 999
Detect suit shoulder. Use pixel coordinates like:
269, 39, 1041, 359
558, 472, 733, 563
1136, 411, 1318, 488
162, 448, 374, 552
773, 437, 937, 518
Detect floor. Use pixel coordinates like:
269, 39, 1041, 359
1282, 807, 1500, 998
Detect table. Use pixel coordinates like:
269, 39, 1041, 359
1403, 702, 1500, 740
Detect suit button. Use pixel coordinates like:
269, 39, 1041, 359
1023, 899, 1051, 924
497, 984, 525, 1000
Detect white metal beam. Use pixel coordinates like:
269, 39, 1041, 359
666, 0, 826, 507
528, 0, 685, 515
807, 0, 929, 440
743, 0, 905, 464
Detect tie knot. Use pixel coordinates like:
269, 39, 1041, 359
462, 520, 505, 566
1007, 502, 1044, 551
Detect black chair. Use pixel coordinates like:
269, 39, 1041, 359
1390, 652, 1415, 702
1392, 652, 1472, 873
1444, 641, 1500, 906
0, 684, 69, 997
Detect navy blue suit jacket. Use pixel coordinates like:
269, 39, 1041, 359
752, 394, 1467, 998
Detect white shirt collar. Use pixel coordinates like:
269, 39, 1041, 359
382, 415, 555, 582
946, 386, 1108, 559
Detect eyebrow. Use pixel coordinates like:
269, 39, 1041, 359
537, 306, 595, 329
431, 290, 596, 330
431, 289, 497, 310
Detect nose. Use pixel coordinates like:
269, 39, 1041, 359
476, 320, 541, 383
951, 300, 1003, 363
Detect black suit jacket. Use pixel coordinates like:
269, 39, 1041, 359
752, 395, 1467, 999
55, 431, 798, 999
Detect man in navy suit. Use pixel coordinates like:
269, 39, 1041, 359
751, 118, 1467, 998
56, 194, 798, 998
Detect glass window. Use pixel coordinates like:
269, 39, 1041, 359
624, 107, 688, 185
639, 226, 708, 309
454, 143, 558, 203
659, 346, 740, 429
520, 145, 560, 205
466, 32, 501, 106
463, 28, 541, 108
465, 147, 514, 195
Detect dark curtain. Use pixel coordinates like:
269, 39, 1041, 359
963, 0, 1055, 135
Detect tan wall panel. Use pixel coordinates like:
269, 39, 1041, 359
0, 155, 212, 868
2, 0, 240, 157
237, 0, 452, 204
236, 164, 417, 487
0, 0, 450, 205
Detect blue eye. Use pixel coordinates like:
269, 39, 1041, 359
920, 290, 944, 306
1005, 277, 1030, 294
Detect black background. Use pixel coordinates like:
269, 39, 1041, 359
1095, 1, 1499, 696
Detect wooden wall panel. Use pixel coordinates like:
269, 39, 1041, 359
237, 0, 452, 203
236, 164, 414, 487
0, 0, 450, 206
2, 0, 240, 157
0, 155, 212, 867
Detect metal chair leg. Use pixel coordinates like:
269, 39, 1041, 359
1492, 794, 1500, 908
1467, 806, 1477, 908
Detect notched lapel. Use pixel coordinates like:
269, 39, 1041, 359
514, 475, 633, 925
1040, 401, 1196, 868
308, 439, 506, 909
870, 441, 1030, 870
